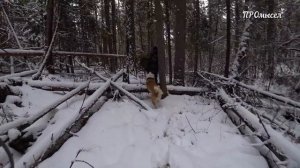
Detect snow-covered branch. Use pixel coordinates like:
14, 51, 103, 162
0, 70, 37, 81
76, 59, 152, 110
0, 82, 89, 135
218, 88, 300, 166
11, 82, 111, 168
201, 71, 300, 109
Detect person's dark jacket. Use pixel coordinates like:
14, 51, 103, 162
146, 47, 158, 74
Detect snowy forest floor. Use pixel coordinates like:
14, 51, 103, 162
39, 94, 268, 168
0, 73, 299, 168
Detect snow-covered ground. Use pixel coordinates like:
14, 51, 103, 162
33, 93, 268, 168
0, 76, 273, 167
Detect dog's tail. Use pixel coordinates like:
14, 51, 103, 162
154, 86, 163, 101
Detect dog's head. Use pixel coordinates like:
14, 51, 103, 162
146, 72, 155, 79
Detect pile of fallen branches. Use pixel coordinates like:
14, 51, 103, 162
197, 71, 300, 168
1, 58, 208, 167
0, 67, 128, 167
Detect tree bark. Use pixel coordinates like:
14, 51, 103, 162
124, 0, 136, 82
154, 0, 168, 98
111, 0, 118, 71
147, 0, 154, 52
266, 0, 276, 80
45, 0, 55, 74
224, 0, 231, 77
164, 0, 172, 84
173, 0, 186, 86
104, 0, 112, 53
79, 0, 90, 66
234, 0, 240, 54
193, 0, 200, 76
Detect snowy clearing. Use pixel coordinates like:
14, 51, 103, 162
34, 93, 268, 168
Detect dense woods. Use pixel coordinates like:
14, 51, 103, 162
0, 0, 299, 87
0, 0, 299, 82
0, 0, 300, 167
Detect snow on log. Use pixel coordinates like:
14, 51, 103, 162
9, 81, 111, 168
241, 102, 297, 139
76, 60, 152, 110
24, 79, 207, 96
223, 106, 286, 168
99, 74, 151, 110
111, 69, 124, 81
0, 49, 127, 58
25, 80, 102, 91
53, 51, 127, 58
0, 70, 38, 81
111, 82, 151, 110
218, 88, 300, 166
201, 71, 300, 109
0, 82, 89, 135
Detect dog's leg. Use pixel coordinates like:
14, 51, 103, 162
151, 95, 157, 108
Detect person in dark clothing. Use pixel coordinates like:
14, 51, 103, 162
146, 46, 159, 83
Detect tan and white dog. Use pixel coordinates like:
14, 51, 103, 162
146, 72, 163, 108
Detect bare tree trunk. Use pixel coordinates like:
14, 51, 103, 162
193, 0, 200, 76
104, 0, 114, 72
45, 0, 55, 74
234, 0, 240, 54
173, 0, 186, 86
124, 0, 136, 83
79, 0, 90, 66
111, 0, 117, 71
138, 21, 144, 51
104, 0, 112, 53
154, 0, 168, 98
147, 0, 154, 52
266, 0, 276, 81
207, 0, 214, 73
224, 0, 231, 77
164, 0, 172, 84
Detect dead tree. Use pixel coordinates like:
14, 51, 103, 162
200, 71, 300, 109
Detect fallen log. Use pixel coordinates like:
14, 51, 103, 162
218, 88, 300, 167
35, 96, 107, 167
25, 80, 101, 92
200, 71, 300, 109
0, 82, 89, 135
24, 80, 207, 96
75, 60, 152, 110
241, 102, 297, 139
222, 105, 286, 168
9, 81, 111, 168
0, 49, 127, 58
0, 70, 37, 81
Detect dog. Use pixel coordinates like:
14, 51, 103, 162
146, 72, 163, 108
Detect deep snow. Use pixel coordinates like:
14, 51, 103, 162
37, 93, 268, 168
